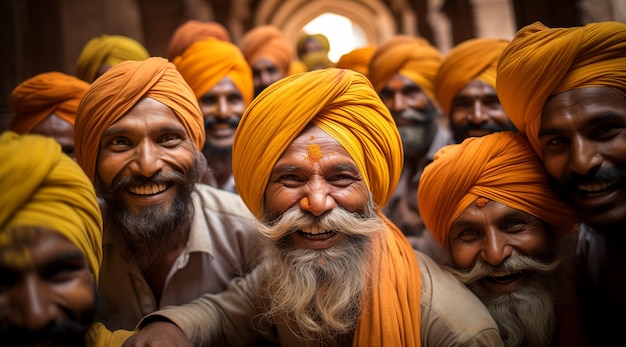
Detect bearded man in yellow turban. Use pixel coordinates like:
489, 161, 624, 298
496, 21, 626, 345
74, 57, 259, 331
0, 131, 134, 347
124, 68, 503, 347
76, 34, 149, 83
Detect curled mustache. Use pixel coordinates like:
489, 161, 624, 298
446, 255, 562, 285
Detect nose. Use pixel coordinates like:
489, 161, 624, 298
131, 139, 164, 177
467, 99, 487, 124
480, 229, 513, 266
569, 135, 602, 175
299, 179, 337, 216
215, 96, 230, 119
260, 71, 273, 87
392, 92, 407, 113
10, 276, 60, 331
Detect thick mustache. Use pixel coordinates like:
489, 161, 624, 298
204, 117, 240, 128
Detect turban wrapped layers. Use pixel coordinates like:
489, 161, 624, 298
173, 38, 254, 106
75, 57, 205, 181
76, 34, 149, 83
335, 45, 377, 77
9, 72, 90, 133
167, 20, 232, 60
0, 132, 102, 281
239, 25, 293, 75
496, 21, 626, 158
434, 38, 509, 117
418, 131, 579, 247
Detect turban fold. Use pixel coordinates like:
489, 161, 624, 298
0, 131, 102, 281
9, 72, 90, 133
418, 131, 579, 247
76, 34, 149, 83
335, 45, 377, 77
173, 38, 254, 106
75, 57, 205, 181
167, 20, 231, 60
434, 38, 509, 117
497, 21, 626, 158
239, 25, 293, 74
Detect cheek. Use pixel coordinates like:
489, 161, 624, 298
333, 183, 370, 213
97, 152, 126, 186
54, 275, 95, 320
264, 184, 301, 215
450, 243, 480, 269
542, 154, 567, 181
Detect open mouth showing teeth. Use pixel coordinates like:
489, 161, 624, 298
578, 179, 619, 198
298, 230, 338, 240
486, 271, 523, 283
128, 183, 168, 196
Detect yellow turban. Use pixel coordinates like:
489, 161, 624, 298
173, 38, 254, 106
76, 34, 150, 83
434, 38, 509, 117
0, 131, 102, 281
9, 72, 90, 133
239, 25, 293, 75
368, 35, 442, 102
75, 57, 205, 182
167, 20, 232, 60
335, 45, 377, 77
418, 131, 579, 247
497, 21, 626, 158
296, 33, 331, 59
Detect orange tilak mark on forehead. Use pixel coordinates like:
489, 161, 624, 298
307, 143, 323, 163
475, 197, 489, 208
300, 197, 310, 209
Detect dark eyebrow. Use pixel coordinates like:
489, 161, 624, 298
102, 124, 187, 138
39, 250, 87, 272
539, 112, 621, 138
334, 163, 360, 174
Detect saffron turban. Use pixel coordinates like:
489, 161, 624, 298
239, 25, 293, 75
75, 57, 204, 181
0, 131, 102, 281
173, 38, 254, 106
9, 72, 90, 133
434, 38, 509, 117
368, 35, 442, 102
335, 45, 377, 76
76, 34, 150, 83
497, 21, 626, 158
167, 20, 232, 60
418, 131, 579, 247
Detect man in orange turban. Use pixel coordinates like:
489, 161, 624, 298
433, 38, 515, 143
166, 20, 231, 60
334, 44, 377, 77
74, 57, 260, 331
76, 34, 149, 83
496, 21, 626, 345
9, 71, 89, 159
124, 68, 503, 347
368, 35, 452, 262
419, 131, 586, 347
173, 37, 253, 192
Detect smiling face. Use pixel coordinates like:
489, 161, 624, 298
251, 57, 286, 96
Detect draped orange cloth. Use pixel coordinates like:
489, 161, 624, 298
232, 68, 421, 347
173, 38, 254, 106
75, 57, 204, 182
368, 35, 442, 101
434, 38, 509, 117
167, 20, 232, 60
239, 25, 293, 75
496, 21, 626, 158
418, 131, 579, 247
76, 35, 149, 83
335, 45, 377, 76
9, 72, 90, 133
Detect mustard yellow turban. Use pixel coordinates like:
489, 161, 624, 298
497, 21, 626, 158
368, 35, 442, 101
167, 20, 232, 60
232, 68, 403, 218
239, 25, 293, 75
418, 131, 579, 247
9, 72, 90, 133
75, 57, 205, 181
173, 37, 254, 106
0, 131, 102, 281
76, 34, 150, 83
434, 38, 509, 117
335, 45, 377, 77
296, 33, 331, 59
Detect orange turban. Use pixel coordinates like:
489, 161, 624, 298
76, 34, 150, 83
173, 38, 254, 106
167, 20, 232, 60
75, 57, 204, 182
434, 38, 509, 117
368, 35, 442, 102
239, 25, 293, 75
9, 72, 90, 133
418, 131, 579, 247
335, 45, 377, 76
497, 21, 626, 158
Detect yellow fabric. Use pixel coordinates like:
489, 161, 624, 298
167, 20, 231, 60
0, 131, 102, 281
301, 51, 335, 71
239, 25, 293, 75
496, 21, 626, 158
9, 72, 90, 133
75, 57, 205, 182
368, 35, 442, 102
296, 33, 331, 58
434, 38, 509, 117
335, 45, 377, 77
173, 37, 254, 106
288, 59, 308, 76
418, 131, 579, 247
87, 322, 135, 347
232, 67, 419, 347
76, 35, 149, 83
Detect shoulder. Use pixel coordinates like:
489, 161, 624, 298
192, 183, 256, 221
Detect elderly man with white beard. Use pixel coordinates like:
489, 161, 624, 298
123, 68, 504, 347
419, 131, 588, 347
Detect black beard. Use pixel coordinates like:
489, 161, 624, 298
451, 121, 517, 144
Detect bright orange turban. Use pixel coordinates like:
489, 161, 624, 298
368, 35, 442, 102
239, 25, 293, 75
0, 131, 102, 281
173, 37, 254, 106
335, 45, 377, 76
434, 38, 509, 117
167, 20, 232, 60
76, 34, 150, 83
418, 131, 579, 247
75, 57, 204, 182
9, 72, 90, 133
497, 21, 626, 158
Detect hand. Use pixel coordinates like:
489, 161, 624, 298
123, 321, 193, 347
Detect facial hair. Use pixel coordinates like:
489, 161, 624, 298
203, 116, 239, 153
451, 120, 517, 144
393, 104, 439, 161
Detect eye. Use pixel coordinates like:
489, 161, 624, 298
106, 137, 132, 152
593, 122, 624, 139
43, 261, 87, 283
483, 95, 501, 108
542, 135, 570, 153
228, 93, 244, 103
0, 267, 20, 292
456, 227, 481, 242
199, 94, 217, 106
